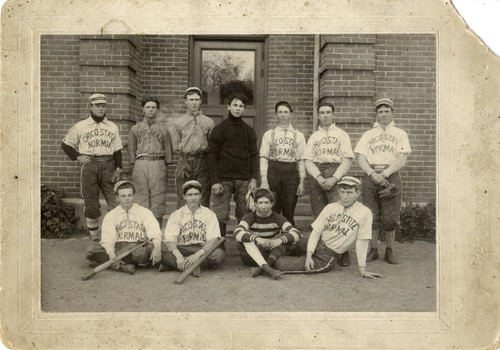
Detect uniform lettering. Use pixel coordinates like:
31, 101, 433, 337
178, 218, 208, 244
324, 213, 359, 236
137, 127, 163, 144
115, 219, 147, 241
367, 133, 397, 156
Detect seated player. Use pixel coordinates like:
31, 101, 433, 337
86, 181, 163, 274
160, 180, 225, 276
233, 188, 301, 280
274, 176, 383, 279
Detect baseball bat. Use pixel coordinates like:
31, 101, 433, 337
175, 237, 226, 284
81, 240, 150, 281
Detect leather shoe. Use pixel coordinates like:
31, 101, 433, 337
251, 266, 263, 277
192, 266, 201, 277
385, 248, 397, 264
366, 248, 379, 262
262, 264, 282, 280
120, 264, 135, 275
340, 251, 351, 266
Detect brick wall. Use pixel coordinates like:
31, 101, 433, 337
266, 35, 315, 139
41, 35, 82, 196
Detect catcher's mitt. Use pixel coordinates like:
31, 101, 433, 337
378, 184, 399, 200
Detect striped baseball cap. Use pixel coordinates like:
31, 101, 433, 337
337, 176, 361, 189
114, 180, 135, 194
182, 180, 202, 194
185, 87, 203, 97
89, 93, 107, 104
375, 98, 393, 109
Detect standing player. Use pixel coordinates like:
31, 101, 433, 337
303, 102, 354, 266
259, 101, 306, 226
86, 181, 163, 274
354, 98, 411, 264
233, 188, 301, 280
128, 96, 173, 228
160, 180, 225, 276
207, 93, 259, 238
61, 93, 123, 242
275, 176, 382, 279
171, 87, 215, 208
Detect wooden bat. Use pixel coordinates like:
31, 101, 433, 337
81, 240, 150, 281
175, 237, 226, 284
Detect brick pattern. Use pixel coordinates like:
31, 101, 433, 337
266, 35, 315, 140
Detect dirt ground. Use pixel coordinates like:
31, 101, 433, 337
41, 236, 436, 313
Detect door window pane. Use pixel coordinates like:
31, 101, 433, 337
201, 50, 255, 105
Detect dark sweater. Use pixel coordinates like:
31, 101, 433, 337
207, 112, 259, 183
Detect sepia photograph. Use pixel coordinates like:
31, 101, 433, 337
1, 1, 498, 349
40, 33, 436, 313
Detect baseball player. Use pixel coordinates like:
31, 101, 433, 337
128, 96, 173, 228
259, 100, 307, 226
274, 176, 382, 279
61, 93, 123, 242
207, 93, 259, 238
303, 101, 354, 266
233, 188, 301, 280
86, 181, 163, 274
160, 180, 225, 276
354, 98, 411, 264
171, 87, 215, 209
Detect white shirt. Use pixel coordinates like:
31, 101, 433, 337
163, 205, 221, 246
100, 203, 162, 255
303, 123, 354, 164
63, 116, 123, 155
311, 201, 372, 254
354, 121, 411, 165
259, 124, 307, 178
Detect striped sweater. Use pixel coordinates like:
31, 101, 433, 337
234, 211, 300, 244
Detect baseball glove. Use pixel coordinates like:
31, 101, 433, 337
378, 184, 399, 200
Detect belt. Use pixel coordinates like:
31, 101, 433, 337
84, 154, 113, 161
371, 164, 390, 171
314, 162, 340, 169
136, 155, 165, 161
180, 152, 206, 159
269, 159, 297, 164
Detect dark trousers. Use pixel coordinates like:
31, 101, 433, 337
267, 160, 300, 226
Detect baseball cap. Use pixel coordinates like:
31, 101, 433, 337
114, 180, 134, 194
185, 87, 203, 97
337, 176, 361, 189
375, 98, 393, 109
182, 180, 202, 194
89, 93, 107, 104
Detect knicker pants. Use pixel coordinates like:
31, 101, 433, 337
81, 159, 118, 219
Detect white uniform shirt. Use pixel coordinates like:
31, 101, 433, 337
163, 205, 221, 246
354, 121, 411, 166
259, 124, 306, 178
100, 203, 162, 255
311, 201, 372, 254
62, 116, 123, 155
303, 123, 354, 164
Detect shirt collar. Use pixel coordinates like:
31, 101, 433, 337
181, 204, 202, 215
116, 203, 137, 214
318, 122, 337, 131
373, 121, 395, 129
86, 115, 110, 126
276, 124, 295, 132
